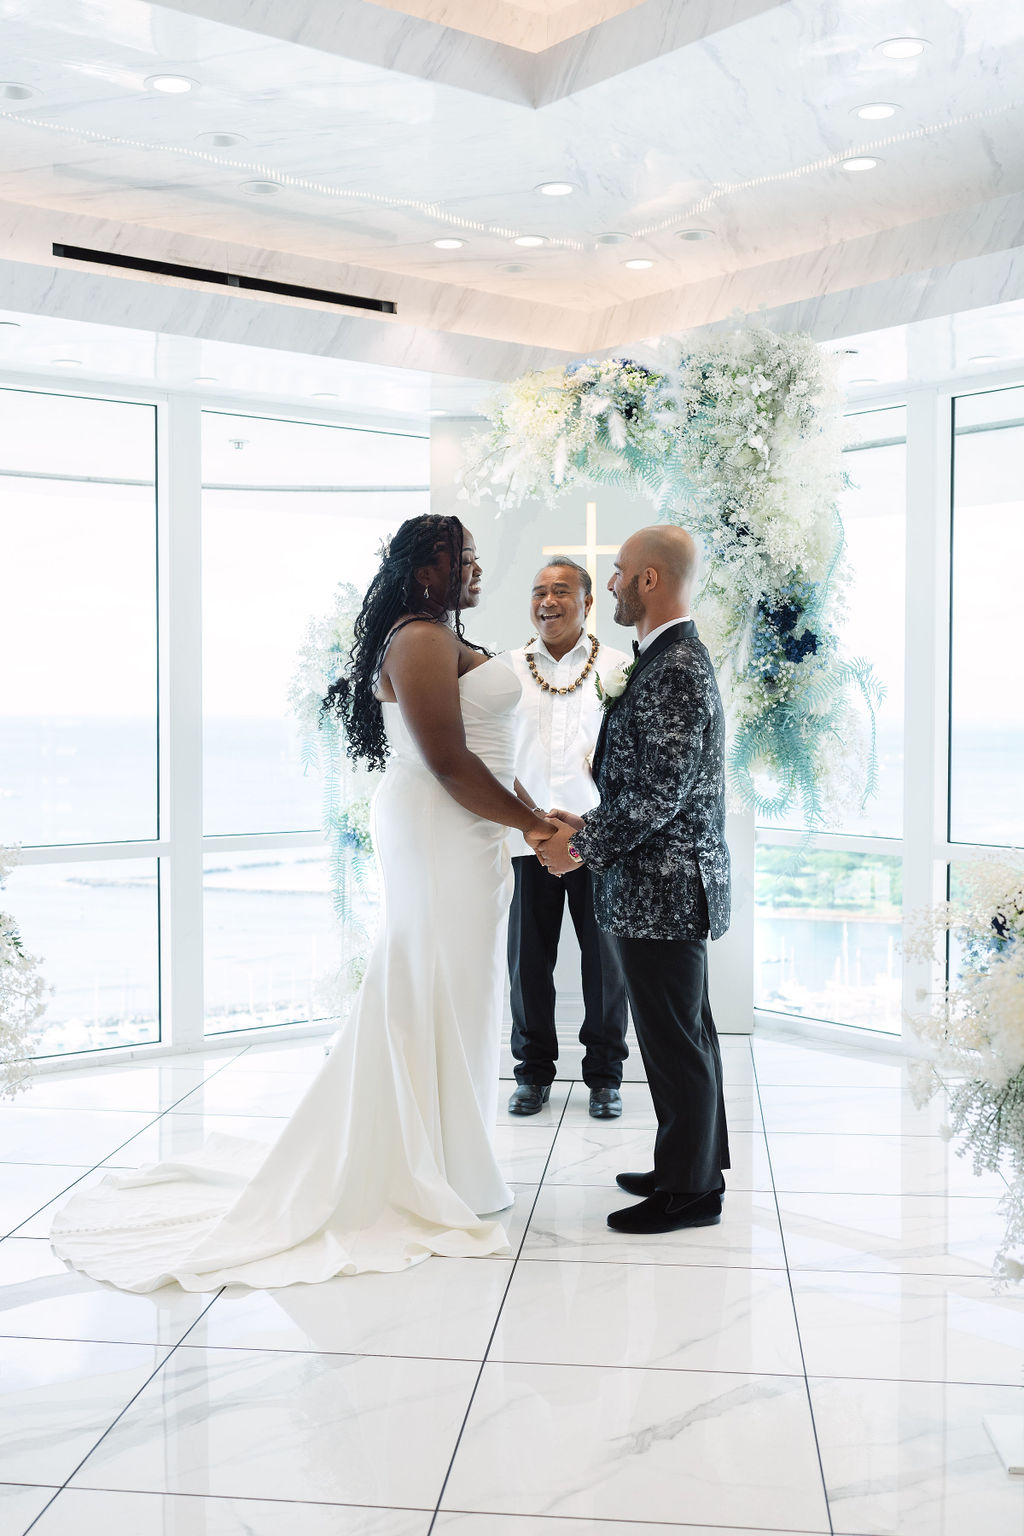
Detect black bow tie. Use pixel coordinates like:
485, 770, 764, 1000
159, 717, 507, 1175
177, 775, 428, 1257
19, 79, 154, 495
632, 639, 640, 658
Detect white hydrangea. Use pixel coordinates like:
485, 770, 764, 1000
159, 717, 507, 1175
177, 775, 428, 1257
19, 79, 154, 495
0, 845, 46, 1097
459, 324, 877, 827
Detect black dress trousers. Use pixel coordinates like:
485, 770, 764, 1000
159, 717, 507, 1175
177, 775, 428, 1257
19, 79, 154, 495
612, 934, 730, 1194
508, 855, 628, 1090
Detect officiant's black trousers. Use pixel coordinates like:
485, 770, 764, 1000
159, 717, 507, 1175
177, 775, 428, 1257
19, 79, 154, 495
508, 856, 628, 1089
613, 934, 730, 1194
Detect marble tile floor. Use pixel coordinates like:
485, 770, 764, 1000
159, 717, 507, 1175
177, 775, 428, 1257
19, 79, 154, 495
0, 1031, 1022, 1535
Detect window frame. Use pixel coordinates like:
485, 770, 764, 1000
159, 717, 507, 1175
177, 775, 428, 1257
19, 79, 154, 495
6, 362, 1024, 1063
3, 379, 427, 1066
752, 374, 1023, 1038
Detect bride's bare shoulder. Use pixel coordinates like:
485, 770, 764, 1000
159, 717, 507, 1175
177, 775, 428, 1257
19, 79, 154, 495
384, 618, 459, 659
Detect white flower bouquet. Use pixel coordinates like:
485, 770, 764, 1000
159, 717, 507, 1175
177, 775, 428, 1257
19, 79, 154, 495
906, 852, 1024, 1280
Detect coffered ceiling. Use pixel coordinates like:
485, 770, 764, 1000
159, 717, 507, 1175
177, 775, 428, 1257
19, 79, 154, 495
0, 0, 1021, 381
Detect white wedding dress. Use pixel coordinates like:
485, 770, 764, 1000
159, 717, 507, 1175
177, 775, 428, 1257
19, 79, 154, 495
51, 659, 521, 1291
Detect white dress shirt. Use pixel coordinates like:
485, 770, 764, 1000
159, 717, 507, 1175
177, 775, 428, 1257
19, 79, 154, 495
637, 615, 692, 654
505, 631, 630, 858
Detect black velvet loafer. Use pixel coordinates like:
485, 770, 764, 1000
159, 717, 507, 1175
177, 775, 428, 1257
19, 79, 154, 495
588, 1087, 622, 1119
606, 1189, 723, 1233
507, 1084, 551, 1116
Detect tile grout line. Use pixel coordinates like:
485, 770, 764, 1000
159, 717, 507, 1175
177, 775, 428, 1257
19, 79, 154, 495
15, 1050, 257, 1534
425, 1077, 577, 1534
20, 1284, 229, 1535
3, 1048, 251, 1242
751, 1043, 835, 1536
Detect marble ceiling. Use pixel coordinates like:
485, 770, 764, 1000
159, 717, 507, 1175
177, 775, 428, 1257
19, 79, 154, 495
360, 0, 652, 52
0, 0, 1021, 380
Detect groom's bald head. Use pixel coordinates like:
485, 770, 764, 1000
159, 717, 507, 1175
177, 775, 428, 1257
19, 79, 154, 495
624, 526, 698, 598
608, 523, 699, 633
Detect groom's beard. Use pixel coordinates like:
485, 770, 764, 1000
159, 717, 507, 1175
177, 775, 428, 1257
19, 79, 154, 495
613, 575, 644, 628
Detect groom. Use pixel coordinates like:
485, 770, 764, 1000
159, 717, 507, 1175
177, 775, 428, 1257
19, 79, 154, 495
535, 525, 731, 1233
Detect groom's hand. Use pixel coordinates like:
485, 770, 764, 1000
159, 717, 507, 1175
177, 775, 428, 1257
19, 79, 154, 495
536, 822, 581, 875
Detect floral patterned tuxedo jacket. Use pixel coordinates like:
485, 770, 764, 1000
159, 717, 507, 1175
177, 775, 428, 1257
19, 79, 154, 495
573, 620, 731, 941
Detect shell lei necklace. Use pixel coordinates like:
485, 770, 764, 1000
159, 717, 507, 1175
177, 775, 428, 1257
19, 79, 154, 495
525, 633, 600, 695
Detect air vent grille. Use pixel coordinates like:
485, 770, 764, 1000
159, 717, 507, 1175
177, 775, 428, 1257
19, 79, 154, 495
51, 243, 397, 316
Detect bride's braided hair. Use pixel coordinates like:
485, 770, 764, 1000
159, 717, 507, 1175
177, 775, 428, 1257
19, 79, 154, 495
322, 513, 486, 772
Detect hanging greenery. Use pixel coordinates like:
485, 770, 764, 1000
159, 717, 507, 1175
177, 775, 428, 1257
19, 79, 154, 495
458, 324, 883, 826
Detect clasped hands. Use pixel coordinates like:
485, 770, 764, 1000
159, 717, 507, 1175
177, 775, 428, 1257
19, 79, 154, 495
524, 808, 585, 876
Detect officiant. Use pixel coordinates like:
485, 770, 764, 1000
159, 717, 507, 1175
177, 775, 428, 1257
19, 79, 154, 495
505, 556, 630, 1119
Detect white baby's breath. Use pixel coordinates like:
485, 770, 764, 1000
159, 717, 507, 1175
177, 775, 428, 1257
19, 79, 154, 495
907, 851, 1024, 1280
0, 845, 46, 1096
460, 324, 880, 826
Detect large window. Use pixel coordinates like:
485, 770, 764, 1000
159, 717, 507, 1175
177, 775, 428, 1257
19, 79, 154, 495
0, 388, 159, 1057
949, 386, 1024, 846
754, 846, 902, 1031
7, 859, 160, 1056
0, 384, 426, 1060
5, 365, 1022, 1060
202, 411, 427, 836
754, 408, 907, 1034
200, 411, 427, 1035
0, 390, 158, 847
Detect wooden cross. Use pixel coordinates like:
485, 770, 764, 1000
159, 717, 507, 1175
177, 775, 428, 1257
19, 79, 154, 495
542, 501, 618, 590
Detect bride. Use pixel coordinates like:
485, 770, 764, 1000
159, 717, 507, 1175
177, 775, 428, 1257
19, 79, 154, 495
51, 514, 557, 1291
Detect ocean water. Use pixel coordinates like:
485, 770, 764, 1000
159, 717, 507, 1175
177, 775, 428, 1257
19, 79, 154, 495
2, 716, 1022, 1056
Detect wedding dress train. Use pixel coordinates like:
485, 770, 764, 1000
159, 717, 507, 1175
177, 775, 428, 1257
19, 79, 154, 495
51, 659, 521, 1291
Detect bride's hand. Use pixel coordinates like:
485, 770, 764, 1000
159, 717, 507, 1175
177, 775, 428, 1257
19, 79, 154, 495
523, 813, 559, 850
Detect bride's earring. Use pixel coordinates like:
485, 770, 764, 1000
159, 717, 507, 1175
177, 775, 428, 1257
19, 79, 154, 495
423, 584, 430, 602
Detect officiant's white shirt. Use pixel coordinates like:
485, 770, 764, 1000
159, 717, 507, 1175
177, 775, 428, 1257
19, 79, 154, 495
505, 631, 630, 859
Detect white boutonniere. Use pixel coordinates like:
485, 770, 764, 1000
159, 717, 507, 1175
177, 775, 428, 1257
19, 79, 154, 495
595, 660, 634, 712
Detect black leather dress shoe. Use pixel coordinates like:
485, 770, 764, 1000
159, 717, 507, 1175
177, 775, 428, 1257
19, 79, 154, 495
588, 1087, 622, 1119
508, 1084, 551, 1116
606, 1189, 722, 1234
616, 1170, 726, 1199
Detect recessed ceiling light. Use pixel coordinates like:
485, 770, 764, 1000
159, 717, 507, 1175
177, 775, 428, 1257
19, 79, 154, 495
427, 408, 448, 416
196, 131, 247, 147
0, 82, 35, 101
497, 262, 528, 273
51, 358, 81, 367
536, 181, 576, 197
841, 156, 881, 172
877, 37, 928, 59
145, 74, 197, 94
853, 102, 900, 120
676, 227, 715, 242
312, 391, 338, 399
848, 376, 879, 385
513, 235, 547, 248
624, 258, 654, 270
239, 179, 281, 195
968, 354, 998, 364
433, 237, 466, 250
595, 232, 630, 245
192, 375, 217, 384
